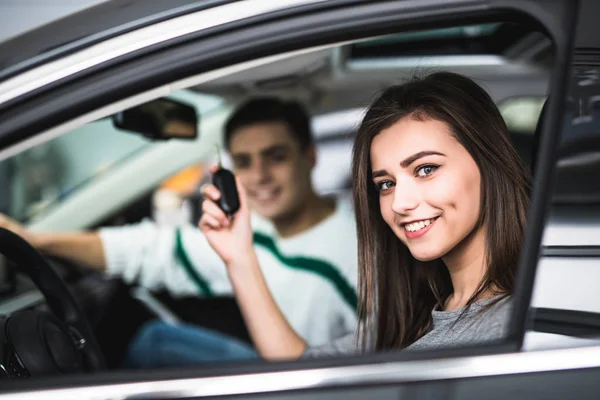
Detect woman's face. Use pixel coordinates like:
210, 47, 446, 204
370, 116, 483, 262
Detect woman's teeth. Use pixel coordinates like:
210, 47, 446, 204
404, 218, 436, 232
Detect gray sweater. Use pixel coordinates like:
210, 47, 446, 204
302, 296, 512, 358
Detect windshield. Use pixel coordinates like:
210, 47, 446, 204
0, 90, 225, 223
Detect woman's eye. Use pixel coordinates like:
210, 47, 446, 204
416, 165, 439, 177
376, 181, 394, 192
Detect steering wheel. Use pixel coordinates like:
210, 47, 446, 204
0, 228, 105, 378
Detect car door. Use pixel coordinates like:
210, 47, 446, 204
0, 0, 584, 399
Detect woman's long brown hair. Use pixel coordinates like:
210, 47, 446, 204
351, 72, 531, 351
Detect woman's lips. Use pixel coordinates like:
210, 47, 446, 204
403, 217, 438, 239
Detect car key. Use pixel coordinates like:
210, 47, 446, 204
212, 144, 240, 216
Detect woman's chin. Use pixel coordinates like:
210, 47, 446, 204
409, 248, 443, 262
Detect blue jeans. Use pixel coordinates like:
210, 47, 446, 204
123, 320, 259, 368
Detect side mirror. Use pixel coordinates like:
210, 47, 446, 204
112, 98, 198, 140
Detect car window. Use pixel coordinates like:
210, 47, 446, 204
1, 121, 150, 223
0, 4, 572, 390
87, 21, 552, 364
0, 90, 225, 223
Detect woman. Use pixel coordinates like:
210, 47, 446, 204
199, 72, 531, 359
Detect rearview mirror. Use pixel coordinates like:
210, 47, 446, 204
112, 98, 198, 140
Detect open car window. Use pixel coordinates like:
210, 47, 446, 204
0, 0, 586, 398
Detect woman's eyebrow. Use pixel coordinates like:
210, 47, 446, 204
400, 151, 445, 168
371, 151, 445, 177
371, 169, 389, 179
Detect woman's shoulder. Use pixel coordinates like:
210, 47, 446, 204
482, 295, 513, 318
471, 295, 514, 338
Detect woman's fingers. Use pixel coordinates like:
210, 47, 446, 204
208, 164, 219, 174
201, 198, 229, 226
199, 212, 223, 231
200, 183, 221, 201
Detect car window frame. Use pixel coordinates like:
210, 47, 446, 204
0, 0, 237, 83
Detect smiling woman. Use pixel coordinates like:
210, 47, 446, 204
352, 72, 531, 352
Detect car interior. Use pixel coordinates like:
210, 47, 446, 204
1, 15, 589, 379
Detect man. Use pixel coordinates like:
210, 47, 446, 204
0, 97, 358, 367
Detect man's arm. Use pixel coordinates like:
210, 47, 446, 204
0, 213, 227, 297
34, 232, 106, 270
0, 213, 106, 270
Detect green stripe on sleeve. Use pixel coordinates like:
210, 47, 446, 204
174, 228, 214, 296
253, 232, 357, 311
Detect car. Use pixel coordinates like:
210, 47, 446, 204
0, 0, 598, 398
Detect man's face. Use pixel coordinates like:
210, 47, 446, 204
229, 122, 315, 221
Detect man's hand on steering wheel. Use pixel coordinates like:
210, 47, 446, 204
0, 213, 39, 248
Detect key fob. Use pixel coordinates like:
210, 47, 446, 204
212, 167, 240, 216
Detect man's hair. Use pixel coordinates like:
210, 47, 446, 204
224, 97, 313, 150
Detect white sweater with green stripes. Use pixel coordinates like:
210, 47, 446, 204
98, 196, 358, 347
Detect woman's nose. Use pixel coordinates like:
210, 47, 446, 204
391, 184, 419, 215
